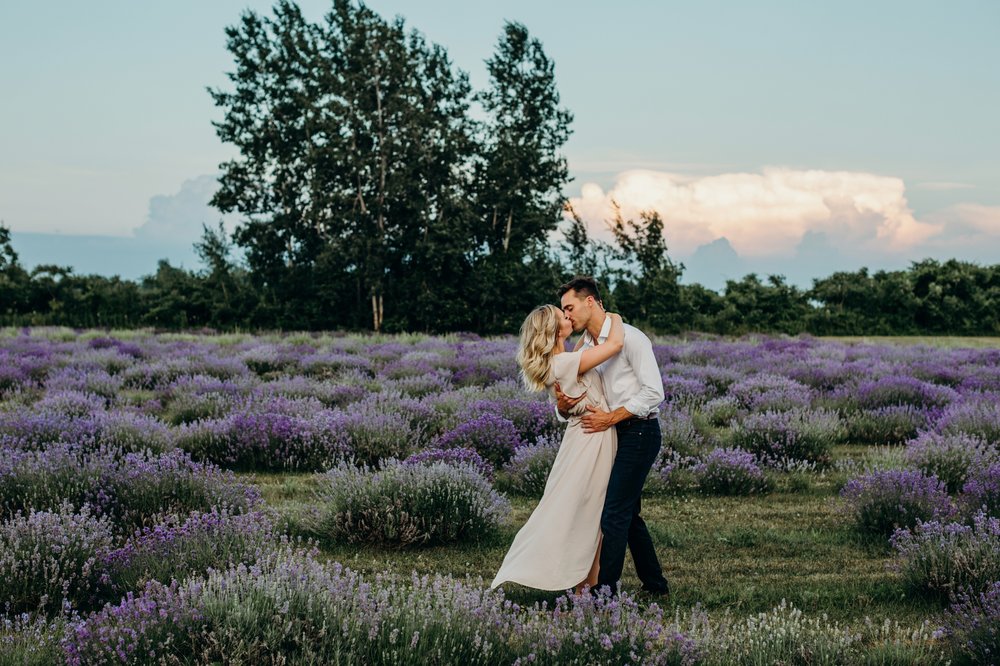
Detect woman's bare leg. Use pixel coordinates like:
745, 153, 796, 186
574, 533, 603, 595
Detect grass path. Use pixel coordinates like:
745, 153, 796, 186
242, 444, 941, 626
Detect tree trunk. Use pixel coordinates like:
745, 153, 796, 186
371, 292, 384, 332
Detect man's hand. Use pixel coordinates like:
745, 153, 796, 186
554, 382, 587, 417
581, 405, 634, 433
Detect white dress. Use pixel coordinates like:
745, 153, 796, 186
490, 350, 618, 590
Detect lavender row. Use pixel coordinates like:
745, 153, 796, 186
2, 543, 957, 665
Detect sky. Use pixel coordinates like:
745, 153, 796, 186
1, 0, 998, 288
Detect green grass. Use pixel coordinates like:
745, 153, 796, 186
240, 447, 946, 626
821, 335, 1000, 348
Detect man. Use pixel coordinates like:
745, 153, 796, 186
555, 276, 670, 597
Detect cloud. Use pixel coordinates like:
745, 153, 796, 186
917, 204, 1000, 258
915, 181, 975, 191
568, 167, 945, 257
133, 174, 237, 241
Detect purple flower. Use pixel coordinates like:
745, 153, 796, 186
890, 510, 1000, 598
321, 459, 510, 546
404, 446, 493, 480
693, 447, 771, 496
962, 463, 1000, 519
904, 432, 999, 494
0, 501, 115, 614
936, 394, 1000, 444
848, 375, 958, 411
840, 469, 956, 537
936, 580, 1000, 664
495, 436, 560, 497
729, 408, 842, 466
727, 373, 812, 412
435, 413, 524, 467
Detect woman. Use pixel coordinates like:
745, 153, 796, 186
490, 304, 624, 594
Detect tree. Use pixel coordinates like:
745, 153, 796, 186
193, 221, 252, 329
716, 274, 810, 335
604, 203, 688, 332
0, 222, 30, 319
468, 21, 574, 332
209, 0, 475, 332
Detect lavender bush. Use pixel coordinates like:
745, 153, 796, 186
331, 408, 424, 466
259, 374, 370, 407
382, 372, 453, 398
156, 375, 256, 425
659, 406, 706, 455
434, 412, 524, 467
319, 459, 510, 546
848, 375, 958, 411
103, 507, 276, 594
494, 435, 560, 497
936, 581, 1000, 665
64, 543, 701, 666
661, 372, 715, 405
177, 409, 349, 471
403, 446, 493, 480
0, 409, 100, 450
729, 408, 843, 466
469, 396, 562, 443
0, 614, 67, 666
519, 588, 703, 665
727, 373, 813, 412
299, 350, 373, 378
845, 405, 930, 446
904, 432, 999, 494
0, 502, 114, 615
0, 444, 260, 529
649, 449, 699, 495
693, 447, 772, 496
840, 470, 956, 537
695, 599, 947, 665
890, 511, 1000, 599
696, 395, 741, 428
698, 599, 861, 664
937, 396, 1000, 444
962, 462, 1000, 518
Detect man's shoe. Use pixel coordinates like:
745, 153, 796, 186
640, 581, 670, 598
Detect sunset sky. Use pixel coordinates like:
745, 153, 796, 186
1, 0, 997, 286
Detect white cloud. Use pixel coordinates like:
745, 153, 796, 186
915, 181, 975, 191
568, 167, 945, 257
919, 204, 1000, 254
940, 203, 1000, 234
133, 175, 238, 240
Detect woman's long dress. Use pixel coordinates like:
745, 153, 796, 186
490, 350, 618, 590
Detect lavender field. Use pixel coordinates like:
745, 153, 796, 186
2, 327, 999, 664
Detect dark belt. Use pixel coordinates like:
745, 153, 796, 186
621, 412, 659, 423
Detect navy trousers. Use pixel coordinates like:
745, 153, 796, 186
596, 416, 669, 594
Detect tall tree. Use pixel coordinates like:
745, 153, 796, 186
470, 21, 574, 330
209, 0, 474, 332
208, 1, 323, 329
474, 21, 573, 257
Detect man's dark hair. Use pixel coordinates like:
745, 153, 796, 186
558, 276, 603, 304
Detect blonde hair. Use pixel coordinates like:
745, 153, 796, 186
516, 304, 562, 392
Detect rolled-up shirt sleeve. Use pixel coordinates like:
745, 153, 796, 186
621, 332, 665, 418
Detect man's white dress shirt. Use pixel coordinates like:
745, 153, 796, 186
558, 315, 665, 420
